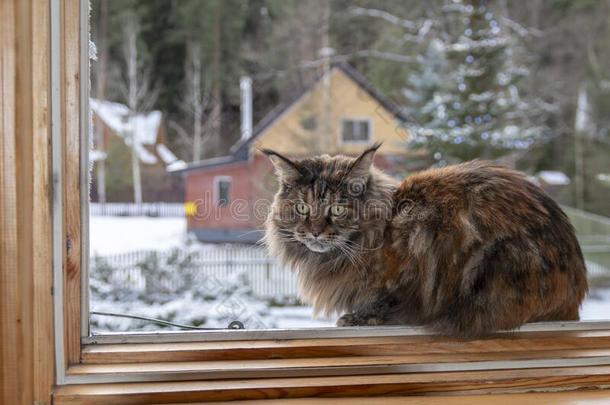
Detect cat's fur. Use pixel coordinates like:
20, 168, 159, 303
263, 144, 588, 337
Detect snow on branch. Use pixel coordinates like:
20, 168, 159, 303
347, 49, 415, 63
350, 7, 433, 44
295, 50, 416, 70
447, 37, 510, 53
350, 7, 419, 31
500, 16, 543, 38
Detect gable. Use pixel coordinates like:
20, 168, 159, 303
252, 66, 410, 157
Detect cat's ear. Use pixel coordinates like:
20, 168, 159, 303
347, 142, 381, 178
261, 149, 303, 182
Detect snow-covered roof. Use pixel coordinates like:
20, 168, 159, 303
156, 144, 179, 165
90, 98, 162, 145
90, 98, 185, 167
537, 170, 570, 186
135, 143, 158, 164
157, 144, 185, 169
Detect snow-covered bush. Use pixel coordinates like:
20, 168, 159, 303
89, 248, 276, 332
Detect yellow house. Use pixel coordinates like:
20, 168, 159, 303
172, 63, 419, 243
246, 63, 411, 157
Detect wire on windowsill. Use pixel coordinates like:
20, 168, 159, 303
90, 311, 244, 330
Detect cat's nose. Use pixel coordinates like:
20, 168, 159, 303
310, 231, 320, 238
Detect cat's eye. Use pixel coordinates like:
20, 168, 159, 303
295, 202, 310, 215
330, 204, 346, 216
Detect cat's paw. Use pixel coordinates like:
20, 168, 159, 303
336, 313, 358, 327
336, 313, 382, 327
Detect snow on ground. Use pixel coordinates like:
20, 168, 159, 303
270, 306, 334, 328
581, 285, 610, 320
89, 216, 187, 256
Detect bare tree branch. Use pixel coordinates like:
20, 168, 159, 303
500, 16, 543, 38
329, 49, 414, 64
118, 12, 160, 203
168, 120, 191, 144
121, 13, 159, 113
178, 41, 214, 162
350, 7, 419, 31
349, 7, 433, 45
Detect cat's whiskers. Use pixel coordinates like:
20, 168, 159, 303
325, 236, 365, 265
333, 242, 358, 270
332, 239, 368, 280
276, 230, 300, 245
329, 233, 383, 252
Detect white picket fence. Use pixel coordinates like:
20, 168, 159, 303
90, 203, 184, 217
91, 247, 300, 300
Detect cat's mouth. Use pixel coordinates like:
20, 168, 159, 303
302, 239, 333, 253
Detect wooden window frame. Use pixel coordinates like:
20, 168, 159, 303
2, 1, 610, 403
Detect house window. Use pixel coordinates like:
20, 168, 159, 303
215, 177, 231, 207
341, 119, 371, 143
300, 115, 318, 131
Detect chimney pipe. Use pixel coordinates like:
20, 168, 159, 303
240, 76, 252, 140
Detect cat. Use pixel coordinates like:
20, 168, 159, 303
262, 143, 588, 337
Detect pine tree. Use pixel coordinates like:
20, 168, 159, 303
403, 38, 446, 139
405, 0, 550, 163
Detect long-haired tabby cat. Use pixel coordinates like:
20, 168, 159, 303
263, 144, 588, 337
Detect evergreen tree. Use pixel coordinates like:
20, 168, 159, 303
405, 0, 550, 163
403, 38, 445, 134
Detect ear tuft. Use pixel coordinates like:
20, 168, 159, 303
347, 142, 381, 179
260, 149, 302, 182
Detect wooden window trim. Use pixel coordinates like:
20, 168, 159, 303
66, 327, 610, 388
61, 0, 87, 369
52, 367, 610, 404
2, 0, 610, 403
1, 1, 55, 403
54, 0, 610, 398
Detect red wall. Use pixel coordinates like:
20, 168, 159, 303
185, 154, 277, 232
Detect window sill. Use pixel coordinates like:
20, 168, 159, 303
54, 367, 610, 404
53, 325, 610, 402
80, 324, 610, 365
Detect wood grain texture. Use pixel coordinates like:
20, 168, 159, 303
0, 1, 20, 402
16, 0, 36, 402
172, 390, 610, 404
69, 329, 610, 401
31, 0, 54, 400
69, 349, 610, 378
0, 1, 54, 404
53, 366, 610, 404
81, 331, 610, 364
62, 0, 83, 367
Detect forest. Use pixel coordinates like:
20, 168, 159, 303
90, 0, 610, 215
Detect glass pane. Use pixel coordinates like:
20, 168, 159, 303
217, 180, 230, 206
342, 121, 355, 142
88, 0, 610, 335
357, 121, 370, 141
343, 120, 369, 142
